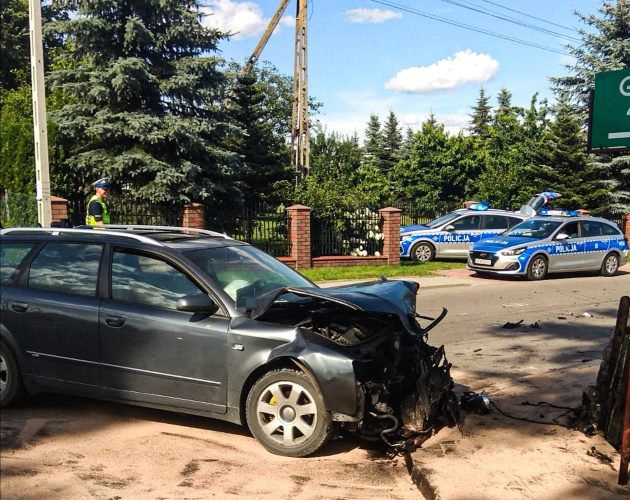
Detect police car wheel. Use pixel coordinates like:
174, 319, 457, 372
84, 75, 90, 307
600, 253, 619, 277
526, 255, 547, 280
411, 242, 435, 262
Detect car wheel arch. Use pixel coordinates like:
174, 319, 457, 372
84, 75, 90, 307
238, 357, 312, 426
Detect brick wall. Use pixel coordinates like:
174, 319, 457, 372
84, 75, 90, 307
622, 212, 630, 242
50, 196, 68, 222
286, 205, 311, 269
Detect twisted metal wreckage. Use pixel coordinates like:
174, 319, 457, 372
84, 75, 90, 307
253, 279, 461, 454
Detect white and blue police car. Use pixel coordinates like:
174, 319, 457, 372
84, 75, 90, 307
400, 203, 527, 262
467, 215, 628, 280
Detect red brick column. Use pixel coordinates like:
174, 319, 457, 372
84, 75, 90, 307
182, 203, 205, 229
379, 207, 402, 266
50, 196, 68, 222
622, 212, 630, 242
287, 204, 311, 269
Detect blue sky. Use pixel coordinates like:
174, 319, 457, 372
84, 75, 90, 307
202, 0, 603, 137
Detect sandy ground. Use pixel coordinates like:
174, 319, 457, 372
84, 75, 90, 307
1, 395, 418, 500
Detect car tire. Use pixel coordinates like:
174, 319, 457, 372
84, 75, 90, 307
246, 368, 333, 457
411, 241, 436, 262
1, 341, 24, 408
526, 255, 548, 280
601, 253, 620, 277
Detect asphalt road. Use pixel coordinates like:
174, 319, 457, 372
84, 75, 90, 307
1, 270, 629, 499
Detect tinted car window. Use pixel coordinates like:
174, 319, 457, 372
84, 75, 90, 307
451, 215, 480, 230
601, 223, 622, 236
111, 251, 202, 310
559, 222, 579, 239
507, 217, 523, 228
28, 243, 103, 296
483, 215, 508, 230
579, 221, 602, 237
1, 242, 36, 285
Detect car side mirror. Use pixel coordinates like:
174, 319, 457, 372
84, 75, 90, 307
444, 224, 455, 231
177, 294, 219, 315
555, 233, 569, 240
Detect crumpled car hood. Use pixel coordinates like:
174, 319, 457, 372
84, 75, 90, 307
250, 279, 418, 320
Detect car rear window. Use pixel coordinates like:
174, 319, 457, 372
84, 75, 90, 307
601, 223, 622, 236
1, 242, 37, 285
28, 243, 103, 296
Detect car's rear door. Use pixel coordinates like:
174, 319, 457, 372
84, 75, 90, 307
1, 240, 103, 387
579, 221, 609, 270
98, 246, 229, 413
439, 214, 481, 257
548, 221, 585, 271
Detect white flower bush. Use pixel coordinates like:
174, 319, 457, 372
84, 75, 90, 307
340, 208, 384, 256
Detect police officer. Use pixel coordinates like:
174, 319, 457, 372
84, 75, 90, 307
85, 177, 111, 225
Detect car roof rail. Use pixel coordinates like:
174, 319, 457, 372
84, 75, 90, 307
73, 224, 233, 240
0, 227, 163, 246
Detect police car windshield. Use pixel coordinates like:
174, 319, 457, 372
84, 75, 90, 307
503, 219, 562, 239
426, 211, 460, 229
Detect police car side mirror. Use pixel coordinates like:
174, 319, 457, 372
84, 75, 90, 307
555, 233, 569, 241
444, 224, 455, 231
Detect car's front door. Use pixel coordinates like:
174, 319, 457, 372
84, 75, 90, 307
439, 215, 482, 257
99, 247, 229, 413
3, 241, 104, 386
549, 221, 585, 271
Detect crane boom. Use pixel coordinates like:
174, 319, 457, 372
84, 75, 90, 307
243, 0, 291, 74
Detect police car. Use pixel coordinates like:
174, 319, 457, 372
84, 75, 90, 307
400, 205, 527, 262
467, 216, 628, 280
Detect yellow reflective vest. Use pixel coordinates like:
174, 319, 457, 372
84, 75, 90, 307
85, 195, 110, 224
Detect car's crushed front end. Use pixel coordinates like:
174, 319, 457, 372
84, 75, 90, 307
252, 279, 460, 454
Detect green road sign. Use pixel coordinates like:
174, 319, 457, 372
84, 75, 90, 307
589, 68, 630, 152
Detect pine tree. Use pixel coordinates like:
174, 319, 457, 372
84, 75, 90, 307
381, 111, 403, 173
227, 69, 291, 204
49, 0, 240, 207
363, 114, 383, 167
469, 87, 492, 139
551, 0, 630, 213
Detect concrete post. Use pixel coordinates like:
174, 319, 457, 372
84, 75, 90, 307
286, 204, 311, 269
182, 203, 205, 229
379, 207, 402, 266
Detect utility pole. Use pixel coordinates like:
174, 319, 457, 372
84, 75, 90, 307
291, 0, 309, 182
29, 0, 52, 227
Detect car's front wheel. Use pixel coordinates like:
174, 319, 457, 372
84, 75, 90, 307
527, 255, 548, 280
601, 253, 620, 277
411, 241, 436, 262
246, 369, 333, 457
1, 341, 24, 408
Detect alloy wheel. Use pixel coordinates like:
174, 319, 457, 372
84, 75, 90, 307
0, 355, 7, 394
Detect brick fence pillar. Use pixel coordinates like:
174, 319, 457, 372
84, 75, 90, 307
50, 196, 68, 222
623, 212, 630, 242
182, 203, 205, 229
379, 207, 402, 266
287, 204, 311, 269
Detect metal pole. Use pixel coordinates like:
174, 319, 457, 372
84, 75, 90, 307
29, 0, 52, 227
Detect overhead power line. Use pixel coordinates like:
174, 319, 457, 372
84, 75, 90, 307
367, 0, 568, 55
475, 0, 578, 33
436, 0, 581, 43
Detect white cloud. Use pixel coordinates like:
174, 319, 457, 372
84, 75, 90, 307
385, 49, 499, 94
280, 15, 295, 28
344, 8, 402, 24
201, 0, 266, 39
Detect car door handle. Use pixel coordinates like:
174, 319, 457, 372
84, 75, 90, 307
105, 316, 125, 328
10, 301, 28, 313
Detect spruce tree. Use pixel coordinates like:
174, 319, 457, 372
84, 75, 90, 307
551, 0, 630, 213
363, 114, 384, 167
468, 87, 492, 139
49, 0, 240, 206
381, 111, 403, 173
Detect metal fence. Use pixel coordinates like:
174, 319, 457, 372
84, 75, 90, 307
311, 208, 384, 257
68, 196, 182, 226
205, 202, 290, 257
395, 202, 461, 227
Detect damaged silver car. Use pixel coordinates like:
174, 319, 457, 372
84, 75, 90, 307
1, 226, 458, 457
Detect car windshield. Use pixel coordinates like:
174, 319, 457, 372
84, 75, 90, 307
184, 244, 314, 307
425, 211, 461, 229
503, 219, 562, 239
